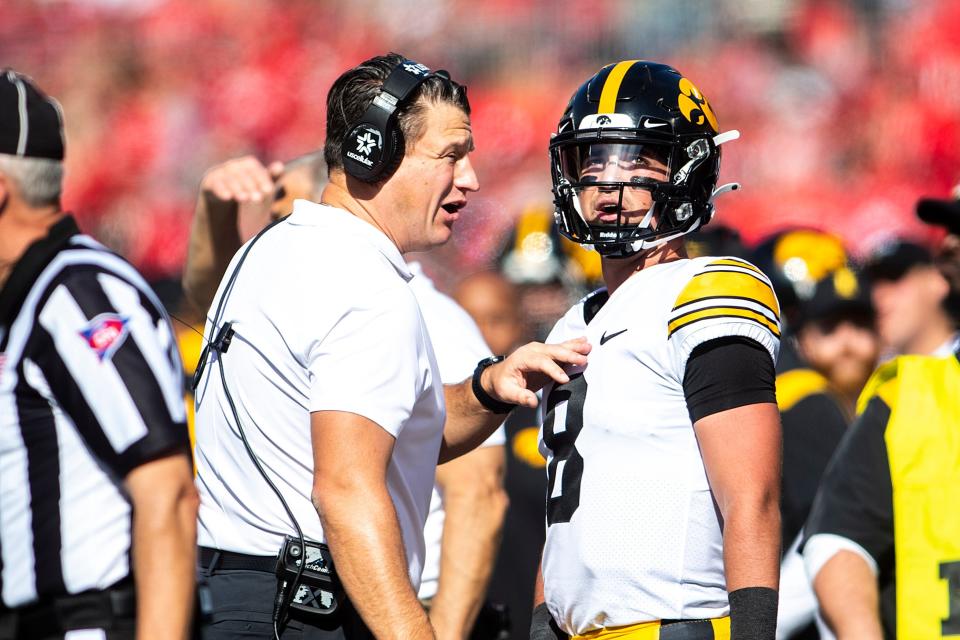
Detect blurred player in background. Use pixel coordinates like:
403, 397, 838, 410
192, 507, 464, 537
533, 60, 781, 639
498, 206, 602, 341
792, 267, 879, 418
454, 270, 543, 639
751, 230, 857, 639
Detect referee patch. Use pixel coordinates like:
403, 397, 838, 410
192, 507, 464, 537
79, 313, 130, 362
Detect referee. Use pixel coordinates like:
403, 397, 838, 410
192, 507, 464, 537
0, 70, 198, 640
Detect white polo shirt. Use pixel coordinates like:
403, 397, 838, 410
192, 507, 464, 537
194, 200, 445, 588
407, 262, 506, 600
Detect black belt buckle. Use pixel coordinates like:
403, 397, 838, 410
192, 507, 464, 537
275, 536, 343, 619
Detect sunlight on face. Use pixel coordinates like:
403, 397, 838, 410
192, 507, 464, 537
572, 144, 670, 225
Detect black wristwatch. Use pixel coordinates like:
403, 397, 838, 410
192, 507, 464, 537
472, 355, 517, 415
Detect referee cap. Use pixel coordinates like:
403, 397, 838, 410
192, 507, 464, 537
0, 69, 65, 161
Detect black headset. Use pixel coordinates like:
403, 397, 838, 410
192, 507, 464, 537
341, 58, 444, 183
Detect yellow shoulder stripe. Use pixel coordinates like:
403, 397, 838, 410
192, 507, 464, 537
708, 258, 763, 275
776, 368, 830, 412
674, 270, 780, 317
598, 60, 639, 114
667, 305, 781, 337
856, 359, 901, 415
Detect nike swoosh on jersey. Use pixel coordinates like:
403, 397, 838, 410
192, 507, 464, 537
600, 329, 628, 345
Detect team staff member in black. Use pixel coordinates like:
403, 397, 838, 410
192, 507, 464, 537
0, 71, 198, 639
802, 189, 960, 639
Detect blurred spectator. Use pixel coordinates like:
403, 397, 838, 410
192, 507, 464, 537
3, 0, 958, 280
454, 271, 542, 640
864, 239, 959, 357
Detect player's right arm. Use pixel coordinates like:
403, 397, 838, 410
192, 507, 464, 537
182, 156, 280, 311
671, 258, 783, 638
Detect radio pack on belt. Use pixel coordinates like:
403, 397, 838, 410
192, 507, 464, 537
275, 536, 343, 620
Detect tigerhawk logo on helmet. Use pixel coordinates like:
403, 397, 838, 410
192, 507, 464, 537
550, 60, 741, 258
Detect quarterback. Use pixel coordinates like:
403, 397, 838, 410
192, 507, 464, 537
533, 61, 782, 640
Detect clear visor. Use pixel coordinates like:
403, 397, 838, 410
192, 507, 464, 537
558, 142, 672, 185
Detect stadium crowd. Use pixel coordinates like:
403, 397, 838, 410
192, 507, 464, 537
3, 1, 960, 639
2, 0, 960, 283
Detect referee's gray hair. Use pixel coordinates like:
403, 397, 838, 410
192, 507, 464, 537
0, 152, 63, 207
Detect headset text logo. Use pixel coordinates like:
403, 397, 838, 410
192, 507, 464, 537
403, 62, 430, 76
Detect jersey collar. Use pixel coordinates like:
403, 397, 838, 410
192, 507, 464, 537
0, 214, 79, 328
287, 199, 413, 281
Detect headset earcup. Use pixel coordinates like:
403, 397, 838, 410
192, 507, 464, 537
342, 123, 387, 183
379, 126, 405, 181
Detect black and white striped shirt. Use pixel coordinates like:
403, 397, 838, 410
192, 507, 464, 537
0, 216, 189, 609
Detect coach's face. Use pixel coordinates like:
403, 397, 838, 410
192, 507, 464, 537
387, 101, 479, 252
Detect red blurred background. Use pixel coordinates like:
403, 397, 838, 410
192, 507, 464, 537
3, 0, 959, 281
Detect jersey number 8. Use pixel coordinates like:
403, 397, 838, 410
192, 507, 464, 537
542, 373, 587, 525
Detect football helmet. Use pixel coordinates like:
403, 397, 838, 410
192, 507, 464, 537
550, 60, 740, 258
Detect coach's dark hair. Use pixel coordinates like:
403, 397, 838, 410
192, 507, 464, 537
323, 53, 470, 175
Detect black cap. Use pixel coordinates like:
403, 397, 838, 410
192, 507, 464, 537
863, 240, 933, 282
0, 69, 65, 161
917, 185, 960, 235
796, 266, 874, 330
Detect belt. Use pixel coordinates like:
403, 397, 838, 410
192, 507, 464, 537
0, 580, 136, 638
572, 616, 730, 640
199, 546, 277, 573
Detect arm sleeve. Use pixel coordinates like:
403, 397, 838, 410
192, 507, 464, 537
32, 267, 190, 477
801, 396, 894, 572
682, 336, 777, 423
307, 283, 434, 438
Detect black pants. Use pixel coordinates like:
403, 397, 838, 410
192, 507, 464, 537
0, 580, 136, 640
199, 560, 371, 639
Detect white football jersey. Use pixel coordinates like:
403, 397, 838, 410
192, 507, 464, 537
540, 256, 780, 635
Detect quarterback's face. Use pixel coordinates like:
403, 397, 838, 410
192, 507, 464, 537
564, 143, 670, 226
389, 101, 478, 252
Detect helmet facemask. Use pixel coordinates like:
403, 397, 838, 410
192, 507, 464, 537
550, 132, 721, 259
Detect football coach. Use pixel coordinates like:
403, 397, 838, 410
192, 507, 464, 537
0, 70, 198, 639
192, 53, 589, 639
